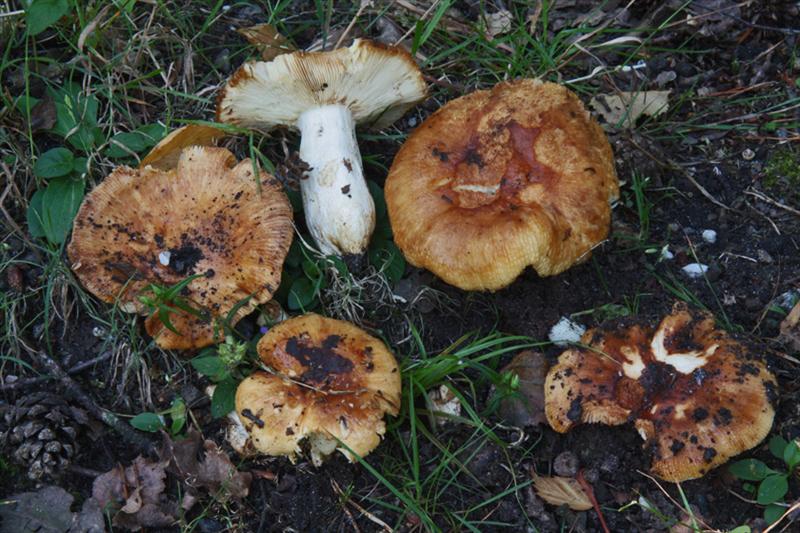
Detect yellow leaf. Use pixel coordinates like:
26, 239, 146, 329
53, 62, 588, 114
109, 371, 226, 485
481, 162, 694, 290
237, 24, 294, 61
532, 474, 592, 510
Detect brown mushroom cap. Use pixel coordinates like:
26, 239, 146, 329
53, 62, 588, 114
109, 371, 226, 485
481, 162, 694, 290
67, 146, 293, 350
235, 314, 401, 464
545, 303, 777, 482
385, 79, 619, 291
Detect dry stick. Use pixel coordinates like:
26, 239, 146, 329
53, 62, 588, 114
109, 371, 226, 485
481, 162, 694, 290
575, 470, 610, 533
330, 479, 363, 533
764, 501, 800, 533
331, 479, 392, 533
1, 350, 115, 391
745, 188, 800, 218
637, 470, 714, 531
30, 349, 156, 456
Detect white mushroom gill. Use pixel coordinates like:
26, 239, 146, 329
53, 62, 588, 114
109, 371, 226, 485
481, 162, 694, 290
297, 104, 376, 257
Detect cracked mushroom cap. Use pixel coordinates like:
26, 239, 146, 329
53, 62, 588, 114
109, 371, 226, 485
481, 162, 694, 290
67, 146, 293, 350
385, 79, 619, 291
544, 303, 777, 482
235, 314, 401, 464
216, 39, 426, 130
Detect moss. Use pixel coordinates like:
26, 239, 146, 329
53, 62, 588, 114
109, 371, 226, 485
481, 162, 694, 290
763, 147, 800, 193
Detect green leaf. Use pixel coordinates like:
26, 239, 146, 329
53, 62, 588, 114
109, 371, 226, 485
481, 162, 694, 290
26, 189, 46, 239
756, 474, 788, 505
367, 180, 388, 222
728, 459, 777, 481
783, 439, 800, 469
169, 397, 186, 435
302, 259, 322, 281
130, 412, 165, 432
287, 277, 316, 311
105, 131, 150, 158
764, 503, 786, 525
769, 435, 789, 460
26, 0, 70, 36
191, 355, 229, 382
211, 379, 237, 419
369, 240, 405, 284
50, 84, 102, 151
28, 178, 85, 245
728, 526, 751, 533
33, 147, 74, 178
72, 157, 88, 177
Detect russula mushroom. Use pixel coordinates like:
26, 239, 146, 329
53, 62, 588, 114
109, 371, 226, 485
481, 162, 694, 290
385, 79, 619, 291
216, 39, 427, 259
544, 303, 777, 482
235, 313, 401, 465
67, 146, 293, 350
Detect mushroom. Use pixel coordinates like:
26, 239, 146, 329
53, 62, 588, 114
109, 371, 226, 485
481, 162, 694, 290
235, 313, 401, 465
544, 303, 777, 482
384, 79, 619, 291
216, 39, 427, 260
67, 146, 293, 350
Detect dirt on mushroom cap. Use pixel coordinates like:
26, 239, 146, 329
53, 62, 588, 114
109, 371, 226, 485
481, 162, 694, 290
544, 303, 777, 482
235, 314, 401, 463
385, 78, 619, 291
67, 146, 293, 350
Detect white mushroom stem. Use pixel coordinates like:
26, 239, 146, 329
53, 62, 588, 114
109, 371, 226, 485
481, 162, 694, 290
297, 104, 376, 257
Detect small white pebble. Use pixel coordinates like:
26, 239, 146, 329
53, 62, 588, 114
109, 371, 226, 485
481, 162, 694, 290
742, 148, 755, 160
549, 317, 586, 346
158, 251, 171, 266
407, 116, 418, 127
660, 245, 674, 260
682, 263, 708, 278
701, 229, 717, 243
775, 290, 800, 310
92, 326, 107, 338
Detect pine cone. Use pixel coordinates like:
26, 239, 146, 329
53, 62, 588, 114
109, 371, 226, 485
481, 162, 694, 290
1, 392, 88, 480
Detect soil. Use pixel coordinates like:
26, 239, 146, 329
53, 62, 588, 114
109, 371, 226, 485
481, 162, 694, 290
2, 1, 800, 532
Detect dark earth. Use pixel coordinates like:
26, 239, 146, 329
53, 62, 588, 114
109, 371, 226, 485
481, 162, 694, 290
2, 1, 800, 532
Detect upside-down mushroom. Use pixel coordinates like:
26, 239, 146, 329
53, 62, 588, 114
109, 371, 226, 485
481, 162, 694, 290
235, 314, 401, 465
67, 146, 293, 350
217, 39, 427, 260
385, 79, 619, 291
544, 303, 777, 482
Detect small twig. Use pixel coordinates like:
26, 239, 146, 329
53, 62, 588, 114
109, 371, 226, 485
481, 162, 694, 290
331, 479, 392, 533
331, 479, 363, 533
637, 470, 714, 531
745, 188, 800, 217
1, 350, 115, 391
30, 349, 156, 455
67, 464, 105, 478
576, 470, 610, 533
335, 2, 369, 49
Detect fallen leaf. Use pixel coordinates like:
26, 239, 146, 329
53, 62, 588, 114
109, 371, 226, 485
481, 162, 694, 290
589, 90, 670, 129
0, 485, 105, 533
779, 301, 800, 353
28, 95, 57, 131
485, 10, 513, 38
425, 384, 461, 426
91, 456, 175, 531
139, 124, 222, 171
237, 23, 294, 61
532, 474, 593, 511
494, 350, 548, 427
160, 430, 252, 504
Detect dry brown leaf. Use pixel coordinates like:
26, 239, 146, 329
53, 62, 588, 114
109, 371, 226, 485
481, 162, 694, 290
589, 90, 670, 129
779, 301, 800, 353
28, 94, 57, 131
494, 350, 548, 427
139, 124, 222, 171
485, 10, 514, 38
532, 474, 593, 510
237, 23, 295, 61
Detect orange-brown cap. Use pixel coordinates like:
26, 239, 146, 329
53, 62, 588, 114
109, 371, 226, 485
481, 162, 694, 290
235, 314, 401, 464
385, 79, 619, 291
67, 146, 293, 350
545, 303, 777, 482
